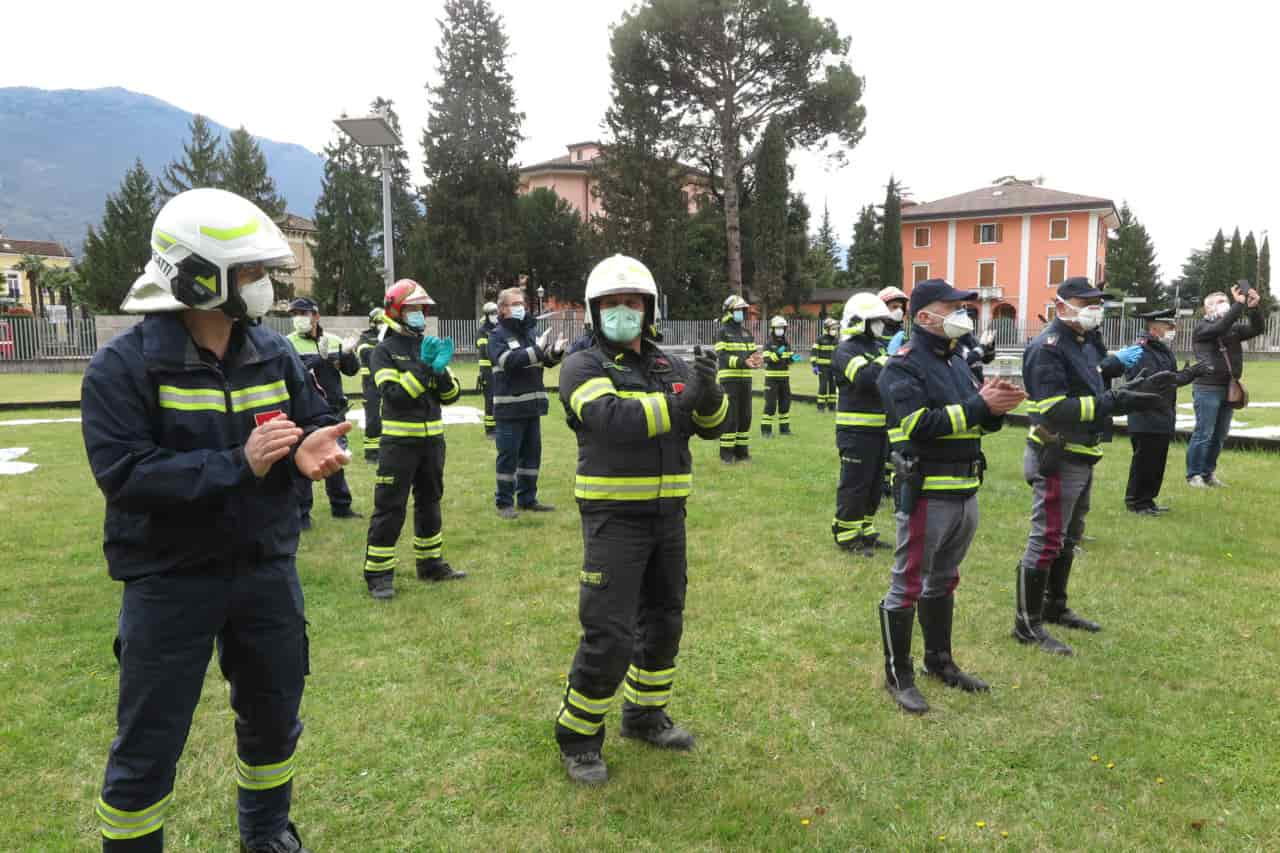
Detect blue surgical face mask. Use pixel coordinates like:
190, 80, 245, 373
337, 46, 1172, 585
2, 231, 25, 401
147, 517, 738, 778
732, 310, 744, 323
601, 305, 644, 344
510, 305, 526, 321
404, 312, 426, 331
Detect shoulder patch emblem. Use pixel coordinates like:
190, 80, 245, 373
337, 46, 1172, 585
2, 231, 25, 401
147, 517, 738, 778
1045, 335, 1058, 346
895, 344, 912, 356
507, 339, 521, 350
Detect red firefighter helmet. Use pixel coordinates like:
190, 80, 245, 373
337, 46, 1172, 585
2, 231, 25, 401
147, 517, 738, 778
384, 278, 435, 322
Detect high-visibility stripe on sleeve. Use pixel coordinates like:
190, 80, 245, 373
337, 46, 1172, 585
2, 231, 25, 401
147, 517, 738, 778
438, 372, 460, 402
692, 395, 729, 429
97, 794, 171, 841
640, 394, 671, 438
1080, 396, 1096, 422
569, 376, 617, 420
374, 368, 401, 388
1029, 395, 1067, 414
401, 371, 427, 399
899, 407, 927, 438
843, 355, 868, 382
945, 403, 967, 435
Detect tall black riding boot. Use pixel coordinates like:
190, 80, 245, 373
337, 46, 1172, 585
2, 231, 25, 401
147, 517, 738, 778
879, 603, 929, 713
1011, 562, 1073, 655
1043, 550, 1101, 631
918, 594, 989, 692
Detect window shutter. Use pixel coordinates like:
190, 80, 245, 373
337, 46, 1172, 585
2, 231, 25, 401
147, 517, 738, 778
995, 223, 1004, 243
973, 224, 981, 243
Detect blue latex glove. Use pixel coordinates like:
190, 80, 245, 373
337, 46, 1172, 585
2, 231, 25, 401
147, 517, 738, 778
791, 353, 802, 362
812, 364, 820, 375
1114, 345, 1143, 368
778, 344, 787, 354
887, 330, 906, 355
419, 335, 440, 365
431, 336, 455, 372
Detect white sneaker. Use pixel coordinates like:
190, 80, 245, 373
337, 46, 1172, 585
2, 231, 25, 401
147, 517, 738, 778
1206, 474, 1227, 488
1187, 475, 1208, 488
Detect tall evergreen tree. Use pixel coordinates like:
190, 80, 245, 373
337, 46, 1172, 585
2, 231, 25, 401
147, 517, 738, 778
847, 204, 881, 291
1105, 202, 1160, 301
1202, 229, 1230, 300
364, 98, 424, 284
1172, 246, 1207, 308
1227, 227, 1244, 282
159, 114, 224, 199
516, 188, 586, 304
608, 0, 866, 295
1259, 236, 1271, 309
312, 133, 381, 314
422, 0, 524, 317
79, 159, 157, 313
879, 177, 903, 292
751, 120, 789, 318
1242, 231, 1259, 287
782, 193, 811, 311
222, 127, 287, 219
804, 203, 839, 294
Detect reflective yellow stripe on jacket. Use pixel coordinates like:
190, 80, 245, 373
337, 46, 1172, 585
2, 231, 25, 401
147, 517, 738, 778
569, 376, 672, 438
383, 419, 445, 438
574, 473, 693, 501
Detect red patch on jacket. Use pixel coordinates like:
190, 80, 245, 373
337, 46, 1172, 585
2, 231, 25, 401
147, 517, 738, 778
673, 382, 686, 394
255, 410, 285, 427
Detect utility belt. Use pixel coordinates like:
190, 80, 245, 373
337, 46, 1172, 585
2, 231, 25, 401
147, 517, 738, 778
1027, 424, 1102, 474
892, 452, 984, 515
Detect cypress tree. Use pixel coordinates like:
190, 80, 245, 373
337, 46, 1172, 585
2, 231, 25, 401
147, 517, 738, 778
848, 204, 882, 291
1202, 229, 1230, 300
1227, 227, 1244, 282
879, 177, 903, 291
752, 120, 789, 319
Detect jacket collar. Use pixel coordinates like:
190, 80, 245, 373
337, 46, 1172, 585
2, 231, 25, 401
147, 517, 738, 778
141, 313, 277, 371
1050, 317, 1087, 345
911, 327, 957, 357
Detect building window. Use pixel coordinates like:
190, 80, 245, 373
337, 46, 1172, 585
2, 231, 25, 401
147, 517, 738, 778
1096, 262, 1104, 284
978, 261, 996, 287
4, 271, 19, 300
1050, 217, 1068, 240
1048, 257, 1068, 286
914, 226, 931, 248
975, 222, 1002, 244
913, 263, 930, 285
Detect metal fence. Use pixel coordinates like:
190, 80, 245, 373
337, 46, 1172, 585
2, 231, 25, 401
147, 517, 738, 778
988, 315, 1280, 355
0, 314, 98, 360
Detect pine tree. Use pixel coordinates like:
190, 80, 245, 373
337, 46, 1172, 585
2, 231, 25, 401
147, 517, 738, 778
222, 127, 287, 219
751, 120, 789, 318
782, 193, 812, 311
79, 159, 157, 313
363, 98, 424, 284
879, 177, 904, 291
516, 188, 586, 304
804, 203, 839, 294
1259, 236, 1271, 310
1105, 202, 1160, 301
1202, 230, 1230, 300
422, 0, 525, 317
312, 133, 381, 314
1172, 246, 1207, 308
847, 204, 881, 291
159, 114, 224, 199
1227, 227, 1244, 282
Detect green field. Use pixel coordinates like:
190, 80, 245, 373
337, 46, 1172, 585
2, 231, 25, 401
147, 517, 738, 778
2, 388, 1279, 851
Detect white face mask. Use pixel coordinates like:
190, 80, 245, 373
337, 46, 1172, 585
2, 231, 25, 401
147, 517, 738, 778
868, 319, 886, 338
1061, 301, 1103, 331
1162, 329, 1177, 343
921, 309, 973, 340
239, 275, 274, 320
291, 314, 312, 334
486, 313, 497, 324
888, 307, 904, 323
1207, 301, 1228, 319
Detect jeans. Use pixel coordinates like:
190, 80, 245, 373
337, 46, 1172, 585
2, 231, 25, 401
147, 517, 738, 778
1186, 384, 1233, 479
495, 417, 542, 507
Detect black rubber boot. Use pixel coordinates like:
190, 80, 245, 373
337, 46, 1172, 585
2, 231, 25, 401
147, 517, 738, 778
366, 571, 394, 601
761, 425, 773, 438
879, 603, 929, 714
620, 711, 695, 750
561, 750, 608, 786
417, 558, 467, 582
1044, 551, 1101, 632
720, 448, 736, 464
918, 594, 989, 692
240, 821, 310, 853
1012, 563, 1072, 655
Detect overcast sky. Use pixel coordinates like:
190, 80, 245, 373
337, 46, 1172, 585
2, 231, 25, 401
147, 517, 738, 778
4, 0, 1276, 280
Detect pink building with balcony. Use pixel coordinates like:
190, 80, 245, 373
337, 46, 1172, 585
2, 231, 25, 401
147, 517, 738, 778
900, 183, 1119, 328
517, 141, 708, 220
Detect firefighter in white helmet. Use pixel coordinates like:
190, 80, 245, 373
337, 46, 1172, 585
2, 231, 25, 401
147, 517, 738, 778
761, 314, 799, 436
811, 317, 840, 411
553, 254, 727, 786
476, 300, 499, 437
715, 294, 762, 461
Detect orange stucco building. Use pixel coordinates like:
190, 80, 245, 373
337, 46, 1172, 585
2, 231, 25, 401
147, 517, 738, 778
517, 141, 708, 220
900, 183, 1118, 327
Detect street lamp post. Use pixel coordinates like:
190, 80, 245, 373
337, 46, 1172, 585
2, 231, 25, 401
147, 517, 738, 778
334, 109, 402, 292
537, 285, 546, 316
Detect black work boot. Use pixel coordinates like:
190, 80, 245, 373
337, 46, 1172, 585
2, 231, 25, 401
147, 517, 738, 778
417, 558, 467, 582
918, 594, 989, 692
780, 424, 792, 436
761, 425, 773, 438
1012, 563, 1072, 655
720, 448, 736, 464
240, 822, 310, 853
620, 711, 696, 750
366, 571, 394, 601
561, 750, 608, 786
879, 603, 929, 714
1044, 551, 1101, 632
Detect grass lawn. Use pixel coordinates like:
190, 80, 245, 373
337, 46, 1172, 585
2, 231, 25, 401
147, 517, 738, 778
1, 390, 1279, 851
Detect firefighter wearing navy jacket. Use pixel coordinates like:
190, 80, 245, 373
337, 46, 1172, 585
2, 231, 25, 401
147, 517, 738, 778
286, 296, 362, 527
811, 317, 838, 411
355, 309, 387, 461
554, 255, 727, 786
82, 189, 351, 853
761, 315, 798, 436
715, 294, 763, 462
487, 287, 567, 518
875, 280, 1025, 713
362, 279, 466, 600
1014, 277, 1166, 655
831, 293, 893, 555
476, 301, 499, 438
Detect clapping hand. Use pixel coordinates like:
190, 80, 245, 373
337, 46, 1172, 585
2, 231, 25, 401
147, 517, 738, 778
980, 329, 996, 348
745, 350, 764, 370
978, 378, 1026, 416
1114, 345, 1143, 368
419, 335, 441, 365
295, 422, 354, 480
1247, 289, 1261, 308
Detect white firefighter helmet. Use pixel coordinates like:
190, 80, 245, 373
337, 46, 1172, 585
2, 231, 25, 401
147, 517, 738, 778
585, 254, 659, 331
841, 291, 892, 334
769, 315, 787, 330
877, 286, 908, 306
723, 293, 749, 313
482, 301, 498, 315
121, 188, 294, 316
823, 317, 840, 334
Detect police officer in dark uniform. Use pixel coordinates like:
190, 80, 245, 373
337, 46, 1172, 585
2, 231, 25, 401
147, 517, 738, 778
811, 317, 838, 412
1123, 309, 1207, 514
286, 297, 362, 527
476, 301, 498, 438
83, 188, 351, 852
355, 309, 387, 462
715, 294, 762, 462
362, 279, 466, 600
876, 280, 1026, 713
1013, 277, 1166, 655
761, 315, 799, 436
831, 292, 893, 555
554, 254, 727, 786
